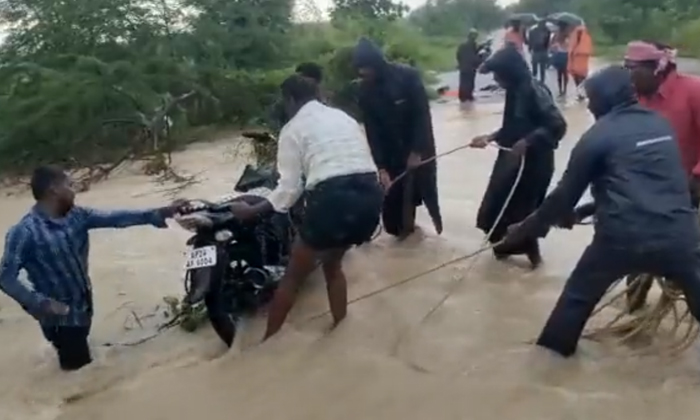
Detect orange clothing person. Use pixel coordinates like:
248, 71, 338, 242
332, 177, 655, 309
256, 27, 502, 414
567, 24, 593, 100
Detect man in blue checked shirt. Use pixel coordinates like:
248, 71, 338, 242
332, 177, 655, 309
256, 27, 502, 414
0, 165, 184, 371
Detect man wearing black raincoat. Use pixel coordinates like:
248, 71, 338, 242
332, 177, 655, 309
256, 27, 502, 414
456, 29, 480, 102
503, 65, 700, 357
470, 44, 566, 268
353, 38, 443, 238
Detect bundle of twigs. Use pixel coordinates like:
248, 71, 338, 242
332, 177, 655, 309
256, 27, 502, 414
73, 91, 198, 192
584, 274, 700, 355
162, 295, 208, 332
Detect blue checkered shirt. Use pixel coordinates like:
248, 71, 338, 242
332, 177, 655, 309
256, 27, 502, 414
0, 205, 167, 326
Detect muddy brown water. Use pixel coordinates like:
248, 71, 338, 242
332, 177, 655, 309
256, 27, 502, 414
2, 99, 700, 420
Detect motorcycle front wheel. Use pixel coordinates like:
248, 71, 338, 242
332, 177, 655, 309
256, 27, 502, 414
204, 290, 238, 347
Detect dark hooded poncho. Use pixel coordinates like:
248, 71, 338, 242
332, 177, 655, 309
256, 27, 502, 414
476, 45, 567, 250
352, 38, 442, 236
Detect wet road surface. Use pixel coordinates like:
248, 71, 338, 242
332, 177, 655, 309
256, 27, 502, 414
2, 61, 700, 419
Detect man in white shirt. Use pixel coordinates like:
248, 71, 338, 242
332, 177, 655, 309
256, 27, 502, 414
230, 74, 383, 339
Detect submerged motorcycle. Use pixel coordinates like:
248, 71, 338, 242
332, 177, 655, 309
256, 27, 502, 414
174, 133, 300, 346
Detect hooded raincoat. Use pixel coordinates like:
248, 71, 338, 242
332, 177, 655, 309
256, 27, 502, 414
517, 66, 700, 357
456, 34, 480, 102
476, 45, 566, 256
352, 38, 442, 236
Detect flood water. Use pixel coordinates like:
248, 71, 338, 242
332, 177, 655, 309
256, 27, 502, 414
2, 93, 700, 420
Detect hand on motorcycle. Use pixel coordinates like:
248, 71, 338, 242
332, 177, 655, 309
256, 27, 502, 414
159, 198, 190, 218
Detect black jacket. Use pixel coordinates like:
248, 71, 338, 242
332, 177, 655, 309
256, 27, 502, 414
480, 45, 566, 150
527, 23, 551, 52
353, 38, 436, 170
456, 39, 479, 71
526, 65, 700, 248
475, 45, 566, 239
352, 37, 442, 233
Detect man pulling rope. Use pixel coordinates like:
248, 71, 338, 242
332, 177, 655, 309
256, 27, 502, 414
502, 65, 700, 357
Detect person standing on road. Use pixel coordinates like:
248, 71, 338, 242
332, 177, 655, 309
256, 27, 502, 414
566, 23, 593, 101
228, 75, 383, 339
456, 29, 480, 103
502, 66, 700, 357
469, 45, 567, 269
0, 166, 183, 371
550, 24, 569, 97
352, 37, 443, 239
528, 20, 551, 84
622, 40, 700, 311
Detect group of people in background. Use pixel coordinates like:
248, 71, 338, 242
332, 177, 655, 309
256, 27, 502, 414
457, 16, 593, 102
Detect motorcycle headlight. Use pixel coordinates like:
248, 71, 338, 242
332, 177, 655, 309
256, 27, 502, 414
214, 229, 233, 242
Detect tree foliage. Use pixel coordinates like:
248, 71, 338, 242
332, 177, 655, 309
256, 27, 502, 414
0, 0, 504, 177
331, 0, 409, 22
409, 0, 506, 37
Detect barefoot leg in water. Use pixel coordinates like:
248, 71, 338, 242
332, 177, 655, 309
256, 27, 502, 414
263, 237, 318, 340
320, 248, 349, 327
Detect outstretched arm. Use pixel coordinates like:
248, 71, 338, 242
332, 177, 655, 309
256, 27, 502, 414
266, 125, 304, 213
79, 207, 170, 230
0, 227, 47, 314
521, 131, 603, 236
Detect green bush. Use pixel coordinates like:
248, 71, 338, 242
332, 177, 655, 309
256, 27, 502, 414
674, 19, 700, 58
0, 12, 463, 176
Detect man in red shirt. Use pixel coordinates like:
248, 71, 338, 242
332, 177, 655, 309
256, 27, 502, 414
623, 40, 700, 311
625, 41, 700, 203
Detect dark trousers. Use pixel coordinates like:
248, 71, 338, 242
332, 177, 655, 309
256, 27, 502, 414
41, 324, 92, 371
536, 240, 700, 357
458, 68, 477, 102
531, 51, 548, 83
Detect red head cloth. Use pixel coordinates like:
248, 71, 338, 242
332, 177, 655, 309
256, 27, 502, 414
625, 41, 677, 74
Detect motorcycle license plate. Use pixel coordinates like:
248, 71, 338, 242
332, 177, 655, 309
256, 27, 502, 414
184, 246, 217, 270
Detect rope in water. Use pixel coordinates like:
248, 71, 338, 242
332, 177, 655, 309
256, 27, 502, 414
304, 142, 525, 325
584, 274, 700, 356
109, 136, 700, 358
307, 144, 700, 358
103, 139, 509, 347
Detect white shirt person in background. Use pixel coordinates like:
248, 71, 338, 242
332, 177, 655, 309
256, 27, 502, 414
230, 75, 383, 339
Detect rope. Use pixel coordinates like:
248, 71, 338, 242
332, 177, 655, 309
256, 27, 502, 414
370, 142, 500, 240
108, 141, 526, 347
583, 273, 700, 356
303, 142, 526, 330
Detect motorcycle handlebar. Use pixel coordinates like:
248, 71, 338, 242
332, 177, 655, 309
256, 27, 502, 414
179, 200, 232, 215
